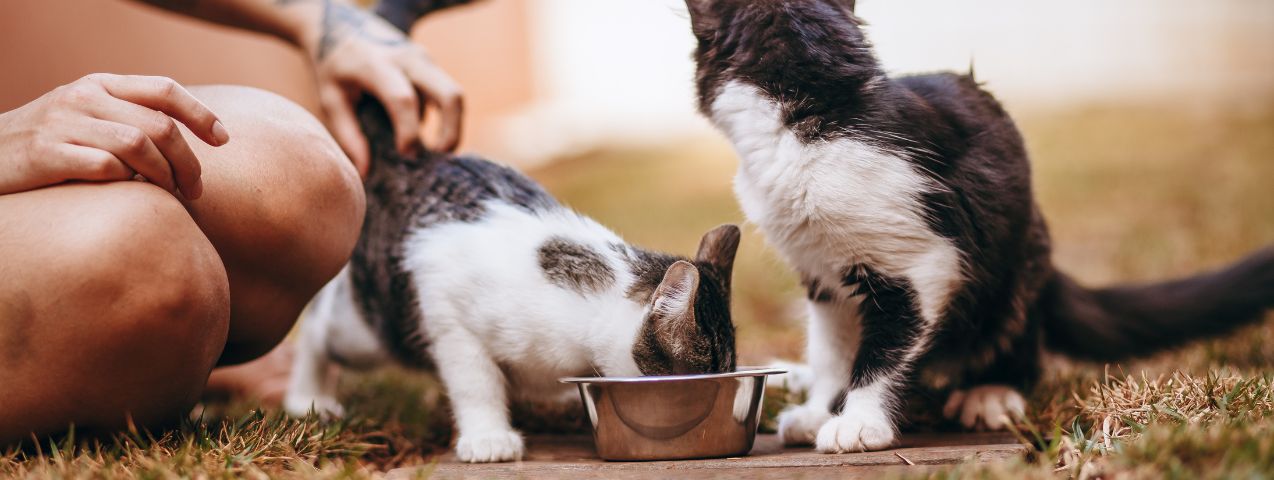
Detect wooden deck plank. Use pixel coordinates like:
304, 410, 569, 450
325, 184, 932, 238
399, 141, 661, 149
388, 433, 1028, 479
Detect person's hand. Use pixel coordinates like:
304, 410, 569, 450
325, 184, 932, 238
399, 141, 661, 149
0, 74, 228, 199
290, 0, 463, 177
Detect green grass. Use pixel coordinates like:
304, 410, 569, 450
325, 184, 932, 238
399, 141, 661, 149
5, 100, 1272, 477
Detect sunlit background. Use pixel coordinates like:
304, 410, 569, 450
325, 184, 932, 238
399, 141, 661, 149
2, 0, 1271, 362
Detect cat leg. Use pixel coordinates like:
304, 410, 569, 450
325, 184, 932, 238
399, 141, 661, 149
430, 328, 524, 463
283, 321, 343, 418
943, 332, 1040, 430
816, 265, 948, 453
943, 386, 1026, 431
778, 298, 862, 445
283, 278, 347, 418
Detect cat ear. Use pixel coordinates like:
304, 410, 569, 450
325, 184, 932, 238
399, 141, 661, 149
684, 0, 720, 38
649, 260, 701, 355
696, 224, 741, 283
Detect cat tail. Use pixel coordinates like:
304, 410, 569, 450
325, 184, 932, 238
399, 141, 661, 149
1039, 247, 1274, 361
354, 95, 404, 163
355, 0, 474, 164
375, 0, 477, 32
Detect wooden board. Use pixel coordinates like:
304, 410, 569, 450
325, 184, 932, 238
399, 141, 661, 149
388, 432, 1029, 479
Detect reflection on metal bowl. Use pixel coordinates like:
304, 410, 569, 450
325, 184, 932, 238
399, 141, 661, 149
560, 368, 786, 461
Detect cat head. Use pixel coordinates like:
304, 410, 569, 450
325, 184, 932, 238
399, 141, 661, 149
629, 225, 741, 375
683, 0, 876, 116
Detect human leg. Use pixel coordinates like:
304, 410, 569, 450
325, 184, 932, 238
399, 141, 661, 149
0, 182, 230, 442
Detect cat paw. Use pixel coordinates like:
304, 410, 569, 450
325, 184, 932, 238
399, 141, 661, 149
283, 394, 345, 419
814, 406, 896, 453
777, 404, 833, 446
943, 385, 1026, 430
455, 430, 525, 463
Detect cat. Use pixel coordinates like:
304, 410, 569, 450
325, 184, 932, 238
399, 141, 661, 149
684, 0, 1274, 454
286, 0, 740, 463
283, 99, 741, 463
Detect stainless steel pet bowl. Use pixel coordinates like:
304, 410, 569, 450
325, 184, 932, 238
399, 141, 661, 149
560, 368, 785, 461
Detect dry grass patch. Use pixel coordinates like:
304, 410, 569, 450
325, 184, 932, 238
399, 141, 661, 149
1079, 370, 1274, 444
0, 411, 379, 479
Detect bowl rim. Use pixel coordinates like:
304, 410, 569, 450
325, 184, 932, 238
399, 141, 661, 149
559, 367, 787, 384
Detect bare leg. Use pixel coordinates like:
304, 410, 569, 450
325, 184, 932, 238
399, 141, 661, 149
0, 85, 364, 443
202, 343, 295, 405
180, 86, 365, 365
0, 182, 230, 441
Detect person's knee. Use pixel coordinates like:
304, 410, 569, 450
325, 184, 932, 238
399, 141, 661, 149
185, 86, 364, 361
0, 182, 230, 438
86, 184, 230, 426
76, 182, 232, 366
191, 85, 364, 281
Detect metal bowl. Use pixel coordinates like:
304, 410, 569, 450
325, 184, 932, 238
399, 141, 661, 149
560, 368, 786, 461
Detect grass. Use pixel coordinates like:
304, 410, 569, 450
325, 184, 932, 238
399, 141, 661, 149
0, 411, 374, 478
0, 370, 448, 479
5, 99, 1272, 477
901, 368, 1274, 479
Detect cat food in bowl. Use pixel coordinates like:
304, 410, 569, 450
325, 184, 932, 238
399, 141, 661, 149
560, 368, 785, 461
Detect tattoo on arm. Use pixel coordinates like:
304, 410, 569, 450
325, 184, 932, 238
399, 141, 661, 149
277, 0, 407, 60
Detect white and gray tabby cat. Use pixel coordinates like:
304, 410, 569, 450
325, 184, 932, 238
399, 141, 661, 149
283, 100, 740, 463
283, 0, 740, 463
685, 0, 1274, 454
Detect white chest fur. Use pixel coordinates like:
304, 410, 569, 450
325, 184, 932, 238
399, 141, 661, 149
710, 81, 963, 324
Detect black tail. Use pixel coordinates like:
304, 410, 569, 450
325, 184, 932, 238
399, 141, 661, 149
374, 0, 477, 32
1040, 247, 1274, 361
356, 0, 478, 163
355, 95, 402, 162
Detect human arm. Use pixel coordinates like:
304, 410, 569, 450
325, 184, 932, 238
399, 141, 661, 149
134, 0, 464, 176
0, 74, 227, 199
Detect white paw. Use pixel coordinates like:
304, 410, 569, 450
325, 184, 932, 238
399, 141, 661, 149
814, 409, 896, 453
768, 360, 815, 396
943, 385, 1026, 430
283, 394, 345, 419
777, 404, 833, 446
455, 430, 525, 463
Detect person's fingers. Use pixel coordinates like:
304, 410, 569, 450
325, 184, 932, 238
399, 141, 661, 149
354, 61, 421, 154
85, 95, 203, 199
401, 55, 464, 152
52, 143, 136, 182
65, 117, 178, 195
319, 84, 370, 177
88, 73, 229, 147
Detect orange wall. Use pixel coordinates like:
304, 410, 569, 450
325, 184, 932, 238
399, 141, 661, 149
414, 0, 536, 153
0, 0, 534, 153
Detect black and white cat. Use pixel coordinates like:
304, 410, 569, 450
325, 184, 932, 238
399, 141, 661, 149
283, 97, 740, 462
685, 0, 1274, 453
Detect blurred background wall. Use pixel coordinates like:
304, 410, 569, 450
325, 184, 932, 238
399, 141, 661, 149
3, 0, 1272, 164
0, 0, 536, 159
497, 0, 1274, 164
